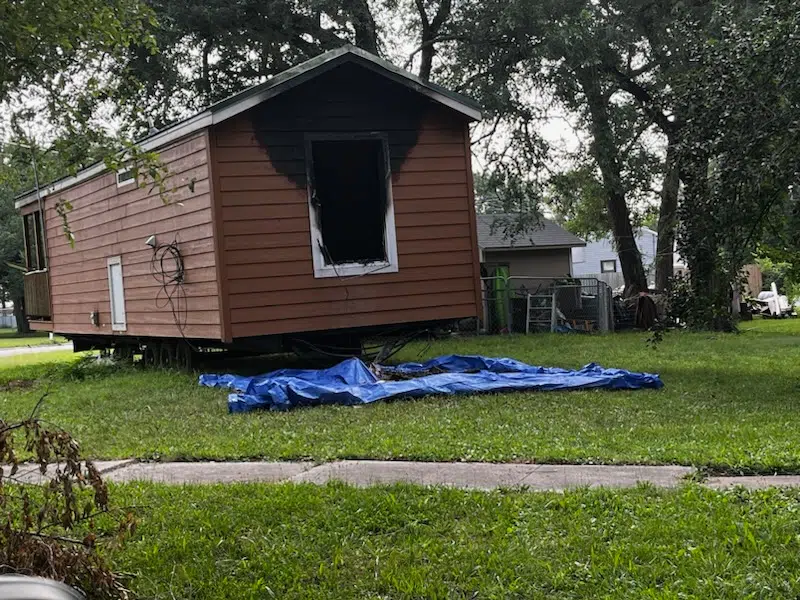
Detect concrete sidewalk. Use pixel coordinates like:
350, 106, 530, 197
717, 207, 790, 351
0, 342, 72, 357
28, 459, 800, 491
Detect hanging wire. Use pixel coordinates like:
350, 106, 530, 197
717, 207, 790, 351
149, 238, 200, 352
290, 326, 431, 364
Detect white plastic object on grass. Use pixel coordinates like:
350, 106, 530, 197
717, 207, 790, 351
0, 575, 84, 599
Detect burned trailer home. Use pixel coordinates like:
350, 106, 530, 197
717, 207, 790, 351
15, 46, 484, 366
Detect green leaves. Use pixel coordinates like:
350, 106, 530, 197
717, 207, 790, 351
0, 0, 156, 103
673, 1, 800, 328
54, 199, 75, 247
111, 0, 382, 129
547, 166, 609, 240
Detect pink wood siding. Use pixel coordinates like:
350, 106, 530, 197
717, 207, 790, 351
212, 64, 482, 338
43, 132, 222, 339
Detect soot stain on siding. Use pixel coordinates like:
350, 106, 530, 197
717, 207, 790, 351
250, 63, 431, 186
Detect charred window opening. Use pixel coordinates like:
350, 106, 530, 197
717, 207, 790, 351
309, 139, 389, 265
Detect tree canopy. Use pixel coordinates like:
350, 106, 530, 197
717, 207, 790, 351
113, 0, 382, 131
0, 0, 155, 103
672, 1, 800, 328
2, 0, 799, 329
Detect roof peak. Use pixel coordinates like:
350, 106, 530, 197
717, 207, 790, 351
17, 45, 482, 208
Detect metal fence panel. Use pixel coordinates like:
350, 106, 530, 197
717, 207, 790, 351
480, 276, 613, 334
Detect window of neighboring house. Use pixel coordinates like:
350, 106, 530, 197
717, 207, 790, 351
600, 259, 617, 273
306, 134, 398, 278
23, 210, 46, 271
116, 168, 136, 188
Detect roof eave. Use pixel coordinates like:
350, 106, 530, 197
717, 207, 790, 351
344, 47, 482, 120
482, 242, 587, 251
210, 46, 482, 122
16, 47, 481, 209
15, 109, 214, 209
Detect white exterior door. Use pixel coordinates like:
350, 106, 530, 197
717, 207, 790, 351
107, 256, 127, 331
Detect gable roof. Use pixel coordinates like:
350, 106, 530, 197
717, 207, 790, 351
16, 46, 482, 209
476, 214, 586, 250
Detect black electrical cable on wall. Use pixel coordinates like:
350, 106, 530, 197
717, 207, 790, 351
150, 238, 199, 351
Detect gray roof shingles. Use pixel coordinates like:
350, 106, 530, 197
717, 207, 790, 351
476, 214, 586, 250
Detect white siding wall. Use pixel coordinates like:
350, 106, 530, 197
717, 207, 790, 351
571, 229, 658, 284
0, 308, 16, 329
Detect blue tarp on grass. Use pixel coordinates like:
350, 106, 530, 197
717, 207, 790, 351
199, 354, 663, 413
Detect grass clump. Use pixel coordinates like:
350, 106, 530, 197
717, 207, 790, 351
111, 482, 800, 599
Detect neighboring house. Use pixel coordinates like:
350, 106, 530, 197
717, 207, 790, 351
477, 214, 586, 282
571, 227, 658, 284
570, 227, 687, 288
0, 307, 16, 329
14, 46, 485, 360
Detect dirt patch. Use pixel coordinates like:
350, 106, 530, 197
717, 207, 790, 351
0, 379, 36, 392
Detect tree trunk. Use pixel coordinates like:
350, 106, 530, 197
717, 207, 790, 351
578, 68, 648, 296
655, 138, 680, 291
679, 154, 734, 330
414, 0, 451, 81
419, 41, 434, 82
349, 0, 379, 54
201, 39, 213, 105
12, 295, 30, 334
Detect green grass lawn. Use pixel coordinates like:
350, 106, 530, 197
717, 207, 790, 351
0, 318, 798, 471
106, 482, 800, 599
0, 328, 67, 348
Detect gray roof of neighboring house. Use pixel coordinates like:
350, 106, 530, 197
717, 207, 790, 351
17, 46, 482, 208
476, 214, 586, 250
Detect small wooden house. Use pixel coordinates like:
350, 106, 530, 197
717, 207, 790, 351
16, 46, 483, 363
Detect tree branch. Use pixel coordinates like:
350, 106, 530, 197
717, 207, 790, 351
619, 119, 654, 158
413, 0, 431, 30
410, 0, 453, 81
16, 530, 93, 547
629, 61, 657, 78
28, 389, 50, 421
403, 35, 462, 69
471, 115, 502, 146
430, 0, 452, 33
604, 64, 676, 137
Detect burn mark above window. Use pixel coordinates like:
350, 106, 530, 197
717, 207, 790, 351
249, 63, 431, 186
